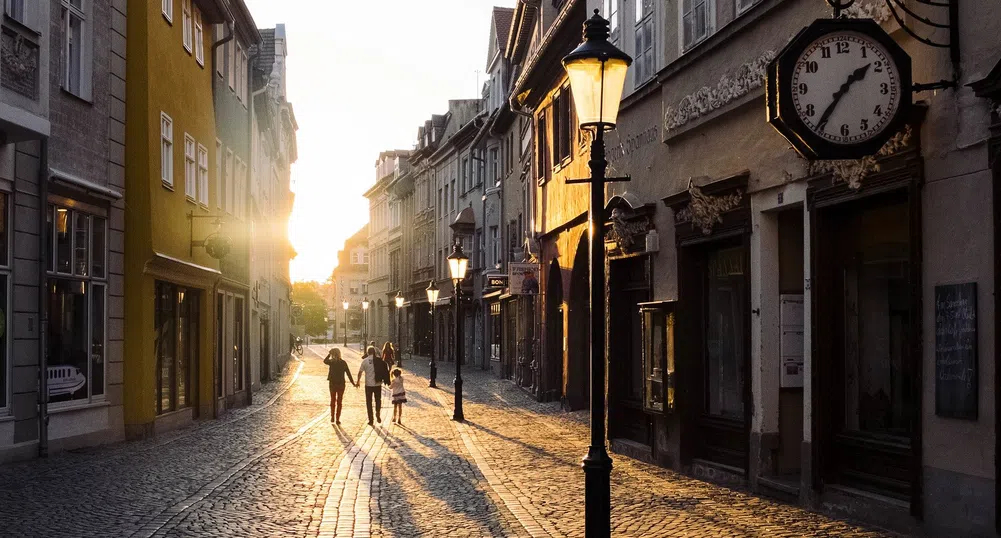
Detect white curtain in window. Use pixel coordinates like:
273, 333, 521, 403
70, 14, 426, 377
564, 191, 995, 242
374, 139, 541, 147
161, 114, 173, 186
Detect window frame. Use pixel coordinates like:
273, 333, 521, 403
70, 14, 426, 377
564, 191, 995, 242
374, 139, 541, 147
633, 0, 655, 86
184, 134, 196, 202
162, 0, 172, 23
0, 191, 10, 412
224, 149, 234, 214
193, 5, 204, 66
181, 0, 192, 52
61, 0, 88, 99
46, 203, 108, 409
215, 140, 223, 209
161, 112, 174, 189
680, 0, 716, 53
197, 143, 209, 207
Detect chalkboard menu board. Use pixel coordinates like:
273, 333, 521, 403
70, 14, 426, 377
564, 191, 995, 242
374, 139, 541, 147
934, 283, 978, 419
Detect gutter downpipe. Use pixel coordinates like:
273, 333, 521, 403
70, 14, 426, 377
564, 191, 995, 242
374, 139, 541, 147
244, 44, 262, 404
210, 11, 233, 417
38, 138, 49, 457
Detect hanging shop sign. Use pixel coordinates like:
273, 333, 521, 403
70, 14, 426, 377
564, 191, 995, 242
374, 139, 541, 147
485, 274, 509, 289
508, 263, 540, 296
766, 18, 912, 160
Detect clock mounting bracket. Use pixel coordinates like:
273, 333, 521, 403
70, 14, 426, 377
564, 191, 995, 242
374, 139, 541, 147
825, 0, 959, 92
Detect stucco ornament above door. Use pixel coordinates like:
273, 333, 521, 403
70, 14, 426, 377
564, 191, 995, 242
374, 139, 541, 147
663, 51, 776, 134
803, 125, 912, 189
675, 179, 743, 236
838, 0, 892, 23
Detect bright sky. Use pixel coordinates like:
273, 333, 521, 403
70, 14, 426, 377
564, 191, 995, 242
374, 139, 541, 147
244, 0, 517, 283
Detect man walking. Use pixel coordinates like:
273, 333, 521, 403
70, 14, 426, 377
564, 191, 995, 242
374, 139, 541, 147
356, 345, 389, 425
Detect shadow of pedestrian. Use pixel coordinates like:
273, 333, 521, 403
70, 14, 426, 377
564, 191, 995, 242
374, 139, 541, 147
375, 426, 511, 536
463, 420, 576, 467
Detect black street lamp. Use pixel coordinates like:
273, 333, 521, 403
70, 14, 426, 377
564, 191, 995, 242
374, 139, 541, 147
447, 207, 474, 422
362, 298, 370, 352
562, 10, 631, 538
426, 280, 440, 388
342, 300, 349, 348
395, 291, 405, 368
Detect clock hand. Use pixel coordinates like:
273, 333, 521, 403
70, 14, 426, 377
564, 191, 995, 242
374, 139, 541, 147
816, 63, 872, 132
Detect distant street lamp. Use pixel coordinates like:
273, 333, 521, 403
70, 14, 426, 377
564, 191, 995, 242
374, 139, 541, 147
425, 280, 440, 387
395, 291, 405, 368
362, 298, 370, 352
342, 300, 349, 348
447, 208, 474, 422
562, 10, 631, 538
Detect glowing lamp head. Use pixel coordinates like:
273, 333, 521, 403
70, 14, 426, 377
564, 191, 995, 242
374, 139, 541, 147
562, 10, 632, 130
395, 292, 404, 308
447, 245, 469, 285
362, 298, 370, 310
342, 301, 349, 310
425, 280, 440, 304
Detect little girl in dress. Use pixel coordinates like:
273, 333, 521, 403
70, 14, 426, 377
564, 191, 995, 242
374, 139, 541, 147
390, 368, 407, 424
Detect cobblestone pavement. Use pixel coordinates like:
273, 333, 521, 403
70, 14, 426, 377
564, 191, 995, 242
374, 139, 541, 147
0, 345, 902, 537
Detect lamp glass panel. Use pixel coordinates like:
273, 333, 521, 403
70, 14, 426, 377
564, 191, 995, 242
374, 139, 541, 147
448, 256, 469, 282
564, 57, 630, 127
395, 296, 404, 308
426, 288, 440, 303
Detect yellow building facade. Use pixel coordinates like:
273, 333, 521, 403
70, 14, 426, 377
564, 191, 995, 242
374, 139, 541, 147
124, 0, 231, 437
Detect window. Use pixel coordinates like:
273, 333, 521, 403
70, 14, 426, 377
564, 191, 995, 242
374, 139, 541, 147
181, 0, 192, 51
705, 245, 746, 419
604, 0, 619, 43
193, 6, 204, 65
225, 150, 234, 213
215, 140, 222, 208
553, 88, 573, 164
489, 226, 498, 268
241, 50, 248, 102
5, 0, 23, 22
184, 135, 196, 200
489, 148, 499, 186
634, 0, 654, 84
461, 157, 468, 192
537, 111, 550, 182
161, 0, 172, 22
61, 0, 87, 97
682, 0, 713, 52
235, 44, 243, 100
737, 0, 761, 14
227, 42, 235, 89
156, 282, 199, 414
47, 205, 107, 406
161, 113, 173, 188
197, 144, 209, 206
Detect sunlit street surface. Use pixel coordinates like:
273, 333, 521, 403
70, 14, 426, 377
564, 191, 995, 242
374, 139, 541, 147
0, 346, 898, 537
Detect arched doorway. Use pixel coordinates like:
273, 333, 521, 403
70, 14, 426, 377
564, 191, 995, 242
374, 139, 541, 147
545, 259, 564, 403
567, 232, 590, 411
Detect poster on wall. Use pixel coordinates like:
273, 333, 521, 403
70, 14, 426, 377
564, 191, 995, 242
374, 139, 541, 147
934, 283, 977, 420
508, 263, 540, 295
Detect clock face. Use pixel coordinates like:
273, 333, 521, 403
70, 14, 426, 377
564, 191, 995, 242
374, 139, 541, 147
790, 31, 901, 145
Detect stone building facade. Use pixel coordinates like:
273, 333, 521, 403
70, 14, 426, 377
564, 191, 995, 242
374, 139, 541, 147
0, 0, 129, 462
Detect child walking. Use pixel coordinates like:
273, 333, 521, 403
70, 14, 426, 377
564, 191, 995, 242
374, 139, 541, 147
390, 368, 407, 424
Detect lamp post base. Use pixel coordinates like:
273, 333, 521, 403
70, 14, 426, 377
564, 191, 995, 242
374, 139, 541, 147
452, 375, 464, 421
429, 361, 437, 388
582, 446, 613, 537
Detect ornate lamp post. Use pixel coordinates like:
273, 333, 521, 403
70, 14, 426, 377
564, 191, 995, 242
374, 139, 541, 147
562, 10, 631, 538
362, 298, 370, 352
342, 300, 349, 348
395, 291, 405, 368
425, 280, 440, 388
447, 207, 474, 422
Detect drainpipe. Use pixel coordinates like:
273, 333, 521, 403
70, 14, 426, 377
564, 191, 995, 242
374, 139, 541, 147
211, 20, 235, 71
38, 138, 49, 457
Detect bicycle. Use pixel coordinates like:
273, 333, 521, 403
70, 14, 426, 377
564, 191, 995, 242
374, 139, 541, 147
293, 340, 304, 356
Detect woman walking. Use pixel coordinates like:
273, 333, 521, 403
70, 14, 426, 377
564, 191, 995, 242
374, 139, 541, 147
390, 368, 407, 424
381, 342, 396, 369
323, 348, 356, 425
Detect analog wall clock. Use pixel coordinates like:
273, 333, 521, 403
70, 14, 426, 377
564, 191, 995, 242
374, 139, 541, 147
767, 18, 912, 160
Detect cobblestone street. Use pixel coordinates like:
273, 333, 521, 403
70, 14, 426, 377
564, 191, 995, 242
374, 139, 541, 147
0, 346, 901, 537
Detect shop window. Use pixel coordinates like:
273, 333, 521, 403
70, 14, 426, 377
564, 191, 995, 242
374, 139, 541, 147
47, 204, 106, 405
155, 281, 200, 414
705, 245, 746, 420
641, 301, 676, 413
